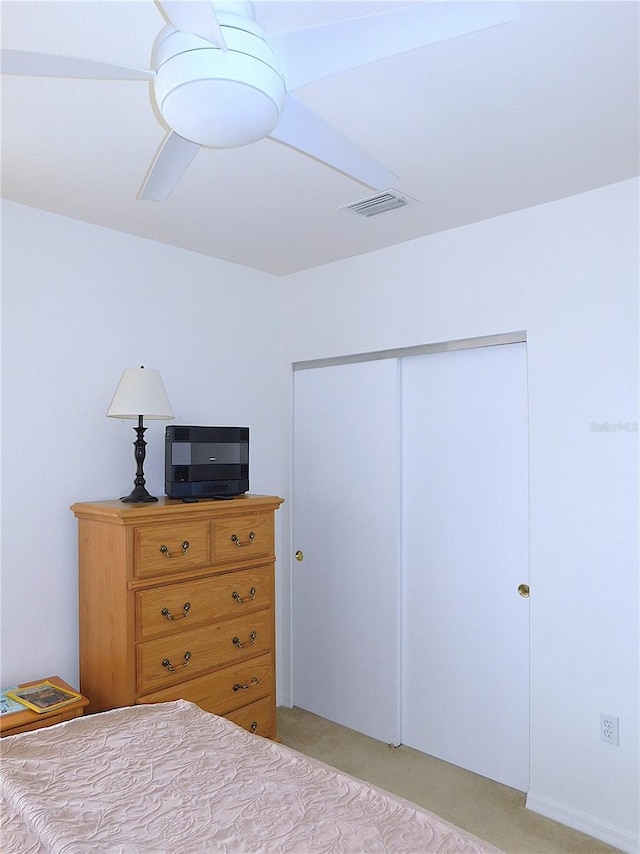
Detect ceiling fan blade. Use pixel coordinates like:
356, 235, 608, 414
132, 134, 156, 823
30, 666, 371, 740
138, 132, 201, 201
156, 1, 227, 49
0, 48, 154, 80
269, 94, 397, 191
272, 2, 518, 91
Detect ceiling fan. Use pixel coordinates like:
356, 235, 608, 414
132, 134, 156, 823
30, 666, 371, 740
1, 1, 517, 201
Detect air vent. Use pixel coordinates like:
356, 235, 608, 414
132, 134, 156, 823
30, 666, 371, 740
340, 190, 416, 218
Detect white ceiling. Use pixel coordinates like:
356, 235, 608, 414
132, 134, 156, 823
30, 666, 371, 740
2, 1, 638, 276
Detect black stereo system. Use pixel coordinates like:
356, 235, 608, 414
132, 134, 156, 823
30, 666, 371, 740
165, 426, 249, 499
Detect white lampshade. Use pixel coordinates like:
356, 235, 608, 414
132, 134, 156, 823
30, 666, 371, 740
107, 367, 174, 420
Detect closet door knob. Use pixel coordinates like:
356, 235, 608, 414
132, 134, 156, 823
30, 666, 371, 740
295, 550, 304, 561
517, 583, 530, 598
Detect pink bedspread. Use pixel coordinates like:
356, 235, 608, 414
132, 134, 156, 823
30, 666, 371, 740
1, 700, 503, 853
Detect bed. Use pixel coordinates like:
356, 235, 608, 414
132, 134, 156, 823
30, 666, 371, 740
1, 700, 503, 853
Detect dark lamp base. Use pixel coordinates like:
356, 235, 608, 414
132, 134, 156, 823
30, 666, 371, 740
120, 417, 159, 503
120, 487, 158, 503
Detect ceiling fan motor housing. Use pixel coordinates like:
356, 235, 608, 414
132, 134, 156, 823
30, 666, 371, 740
153, 14, 285, 149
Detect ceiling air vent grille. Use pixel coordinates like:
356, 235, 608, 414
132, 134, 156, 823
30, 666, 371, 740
340, 190, 415, 218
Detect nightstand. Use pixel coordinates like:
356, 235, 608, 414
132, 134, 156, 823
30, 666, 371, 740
0, 675, 89, 737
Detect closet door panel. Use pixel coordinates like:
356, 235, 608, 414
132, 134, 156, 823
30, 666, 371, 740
401, 343, 529, 791
292, 359, 401, 744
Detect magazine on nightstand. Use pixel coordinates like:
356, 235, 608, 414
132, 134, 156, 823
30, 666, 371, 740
0, 687, 25, 716
5, 680, 82, 714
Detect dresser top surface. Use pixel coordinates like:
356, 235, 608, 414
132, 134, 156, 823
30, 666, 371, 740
71, 494, 284, 523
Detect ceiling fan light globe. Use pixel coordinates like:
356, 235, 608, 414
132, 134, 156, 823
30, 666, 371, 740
153, 24, 285, 148
162, 79, 282, 147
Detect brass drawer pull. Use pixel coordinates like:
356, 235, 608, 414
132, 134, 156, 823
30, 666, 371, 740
250, 721, 258, 733
159, 541, 190, 558
232, 587, 256, 604
161, 602, 191, 621
233, 676, 260, 692
232, 631, 257, 649
230, 532, 255, 547
161, 651, 191, 671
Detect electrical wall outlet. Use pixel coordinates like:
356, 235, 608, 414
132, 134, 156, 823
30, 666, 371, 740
600, 713, 619, 745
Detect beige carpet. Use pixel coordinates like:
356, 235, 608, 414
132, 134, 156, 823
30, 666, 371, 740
277, 706, 620, 854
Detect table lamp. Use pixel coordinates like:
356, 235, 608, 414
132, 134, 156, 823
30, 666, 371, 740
107, 366, 174, 502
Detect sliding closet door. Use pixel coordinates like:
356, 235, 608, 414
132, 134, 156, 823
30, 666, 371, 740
401, 343, 529, 791
292, 359, 401, 744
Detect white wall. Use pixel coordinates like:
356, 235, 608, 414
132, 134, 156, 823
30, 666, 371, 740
2, 179, 638, 852
280, 179, 639, 852
0, 201, 286, 689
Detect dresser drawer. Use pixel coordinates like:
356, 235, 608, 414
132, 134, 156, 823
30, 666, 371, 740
137, 610, 272, 694
134, 520, 209, 579
136, 565, 273, 641
138, 653, 272, 715
225, 696, 276, 738
213, 513, 273, 565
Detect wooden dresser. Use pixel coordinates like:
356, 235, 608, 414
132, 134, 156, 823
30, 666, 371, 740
71, 494, 283, 739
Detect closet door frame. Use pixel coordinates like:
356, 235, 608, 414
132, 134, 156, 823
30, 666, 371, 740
292, 332, 526, 373
291, 330, 527, 751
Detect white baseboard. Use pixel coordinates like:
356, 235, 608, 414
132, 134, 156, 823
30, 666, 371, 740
526, 792, 639, 854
